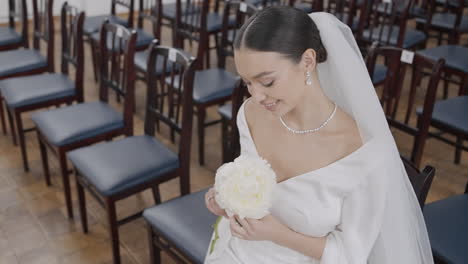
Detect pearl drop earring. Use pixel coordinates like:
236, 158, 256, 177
305, 70, 313, 86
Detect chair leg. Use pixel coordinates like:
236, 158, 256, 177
151, 186, 161, 204
90, 40, 99, 83
38, 134, 52, 186
106, 199, 121, 264
0, 96, 7, 135
6, 107, 17, 145
76, 176, 88, 233
197, 106, 206, 166
454, 135, 463, 165
59, 152, 74, 219
146, 223, 161, 264
14, 111, 29, 172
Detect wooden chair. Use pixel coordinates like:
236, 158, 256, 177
0, 0, 28, 51
402, 157, 435, 209
259, 0, 323, 13
0, 0, 54, 136
172, 0, 242, 166
424, 181, 468, 263
366, 46, 445, 168
31, 23, 137, 219
69, 44, 196, 264
0, 2, 85, 172
85, 0, 135, 81
325, 0, 362, 32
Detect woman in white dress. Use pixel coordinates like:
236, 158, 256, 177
204, 6, 434, 264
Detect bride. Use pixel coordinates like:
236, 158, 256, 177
204, 6, 433, 264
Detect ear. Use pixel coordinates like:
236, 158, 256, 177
301, 49, 317, 72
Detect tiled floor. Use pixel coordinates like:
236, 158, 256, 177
0, 19, 467, 264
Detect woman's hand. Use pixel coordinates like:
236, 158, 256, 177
229, 214, 289, 242
205, 188, 228, 218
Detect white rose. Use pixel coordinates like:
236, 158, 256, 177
214, 155, 277, 219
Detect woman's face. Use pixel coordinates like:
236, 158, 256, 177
234, 48, 309, 117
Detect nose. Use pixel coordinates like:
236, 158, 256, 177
248, 84, 266, 104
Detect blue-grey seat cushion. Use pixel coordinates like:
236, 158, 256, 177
183, 13, 236, 33
416, 96, 468, 134
0, 49, 47, 77
68, 135, 179, 196
429, 13, 468, 32
31, 101, 124, 146
167, 68, 238, 104
143, 188, 216, 264
417, 45, 468, 73
424, 194, 468, 263
0, 27, 22, 46
362, 25, 427, 49
162, 3, 201, 20
0, 73, 75, 108
218, 103, 232, 120
84, 15, 129, 35
294, 2, 314, 13
91, 28, 154, 51
372, 64, 388, 84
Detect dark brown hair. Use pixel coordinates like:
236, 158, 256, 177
234, 6, 327, 64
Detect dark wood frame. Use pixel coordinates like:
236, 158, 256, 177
4, 2, 85, 173
0, 0, 55, 136
402, 157, 435, 209
35, 23, 137, 219
87, 0, 135, 82
366, 46, 445, 168
74, 44, 196, 264
0, 0, 29, 51
325, 0, 362, 32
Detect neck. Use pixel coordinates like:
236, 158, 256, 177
282, 73, 335, 131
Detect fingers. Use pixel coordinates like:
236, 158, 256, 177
235, 216, 252, 234
229, 216, 247, 239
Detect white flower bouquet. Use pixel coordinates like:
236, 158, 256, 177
209, 155, 277, 254
214, 155, 277, 219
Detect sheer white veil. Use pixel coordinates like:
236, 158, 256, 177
309, 12, 433, 264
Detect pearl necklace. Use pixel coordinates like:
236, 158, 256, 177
279, 103, 337, 134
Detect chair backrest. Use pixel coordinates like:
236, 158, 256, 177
99, 22, 137, 136
138, 0, 163, 40
218, 1, 258, 69
111, 0, 135, 28
325, 0, 361, 30
8, 0, 28, 48
424, 0, 465, 43
357, 0, 413, 50
174, 0, 210, 61
145, 43, 197, 168
32, 0, 54, 72
60, 2, 85, 103
402, 157, 435, 209
226, 80, 248, 161
366, 45, 444, 167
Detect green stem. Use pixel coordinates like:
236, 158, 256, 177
209, 216, 223, 255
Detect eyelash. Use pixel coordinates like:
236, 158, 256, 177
263, 81, 274, 87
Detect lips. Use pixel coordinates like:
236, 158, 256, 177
262, 100, 279, 111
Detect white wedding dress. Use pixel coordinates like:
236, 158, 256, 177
205, 12, 433, 264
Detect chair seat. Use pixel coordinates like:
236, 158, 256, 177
372, 64, 388, 84
0, 49, 47, 77
143, 188, 216, 264
162, 3, 201, 20
416, 13, 468, 32
423, 194, 468, 263
362, 25, 427, 49
218, 104, 232, 120
84, 15, 129, 35
436, 0, 468, 7
409, 6, 427, 19
294, 2, 314, 13
135, 49, 191, 74
183, 13, 236, 33
417, 45, 468, 73
91, 28, 155, 51
31, 101, 124, 146
0, 73, 75, 108
68, 135, 179, 196
167, 68, 238, 104
416, 96, 468, 134
0, 27, 23, 46
245, 0, 263, 5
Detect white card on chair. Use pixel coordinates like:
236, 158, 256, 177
400, 50, 414, 64
240, 3, 247, 13
116, 27, 123, 38
169, 49, 177, 62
